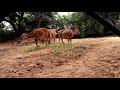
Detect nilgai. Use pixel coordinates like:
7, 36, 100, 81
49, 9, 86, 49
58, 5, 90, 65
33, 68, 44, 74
20, 28, 51, 46
58, 29, 80, 44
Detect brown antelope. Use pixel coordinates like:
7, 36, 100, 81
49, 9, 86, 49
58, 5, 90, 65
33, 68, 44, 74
57, 30, 63, 43
47, 29, 57, 43
20, 28, 51, 46
59, 28, 80, 45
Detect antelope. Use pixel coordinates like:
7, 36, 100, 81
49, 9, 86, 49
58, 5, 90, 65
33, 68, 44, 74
58, 28, 80, 44
57, 30, 63, 42
47, 29, 57, 43
20, 28, 51, 46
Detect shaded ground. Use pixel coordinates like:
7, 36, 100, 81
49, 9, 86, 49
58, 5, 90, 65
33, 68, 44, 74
0, 36, 120, 78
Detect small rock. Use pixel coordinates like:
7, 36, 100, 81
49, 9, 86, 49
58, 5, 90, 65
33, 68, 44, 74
16, 57, 22, 59
26, 69, 31, 71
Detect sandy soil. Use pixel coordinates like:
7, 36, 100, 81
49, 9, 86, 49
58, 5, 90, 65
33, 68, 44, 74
0, 36, 120, 78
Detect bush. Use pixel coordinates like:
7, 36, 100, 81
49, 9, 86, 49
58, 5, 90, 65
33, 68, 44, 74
0, 29, 16, 42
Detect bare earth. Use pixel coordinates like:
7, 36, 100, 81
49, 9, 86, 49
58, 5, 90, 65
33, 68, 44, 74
0, 36, 120, 78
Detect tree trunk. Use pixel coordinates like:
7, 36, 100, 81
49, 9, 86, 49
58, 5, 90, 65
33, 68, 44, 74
4, 12, 26, 37
17, 12, 25, 36
38, 12, 44, 28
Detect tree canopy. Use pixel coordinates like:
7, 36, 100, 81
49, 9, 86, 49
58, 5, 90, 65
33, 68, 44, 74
1, 12, 120, 41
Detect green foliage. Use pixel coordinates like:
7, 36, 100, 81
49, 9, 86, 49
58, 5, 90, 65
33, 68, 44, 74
1, 12, 120, 42
67, 12, 104, 38
96, 12, 120, 28
66, 12, 119, 38
55, 13, 73, 29
80, 14, 104, 37
27, 12, 57, 29
0, 29, 15, 41
0, 12, 57, 41
56, 15, 66, 29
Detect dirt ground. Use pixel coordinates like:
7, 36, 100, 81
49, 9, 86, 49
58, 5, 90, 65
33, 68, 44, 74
0, 36, 120, 78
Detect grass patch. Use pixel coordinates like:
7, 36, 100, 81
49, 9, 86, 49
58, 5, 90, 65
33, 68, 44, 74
20, 42, 72, 52
21, 44, 47, 52
18, 39, 103, 67
112, 41, 120, 45
0, 53, 4, 59
52, 42, 91, 59
20, 41, 101, 58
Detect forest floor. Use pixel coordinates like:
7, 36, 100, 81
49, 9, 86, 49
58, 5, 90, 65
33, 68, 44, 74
0, 36, 120, 78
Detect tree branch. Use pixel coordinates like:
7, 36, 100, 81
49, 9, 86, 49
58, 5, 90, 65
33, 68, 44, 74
86, 12, 120, 36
